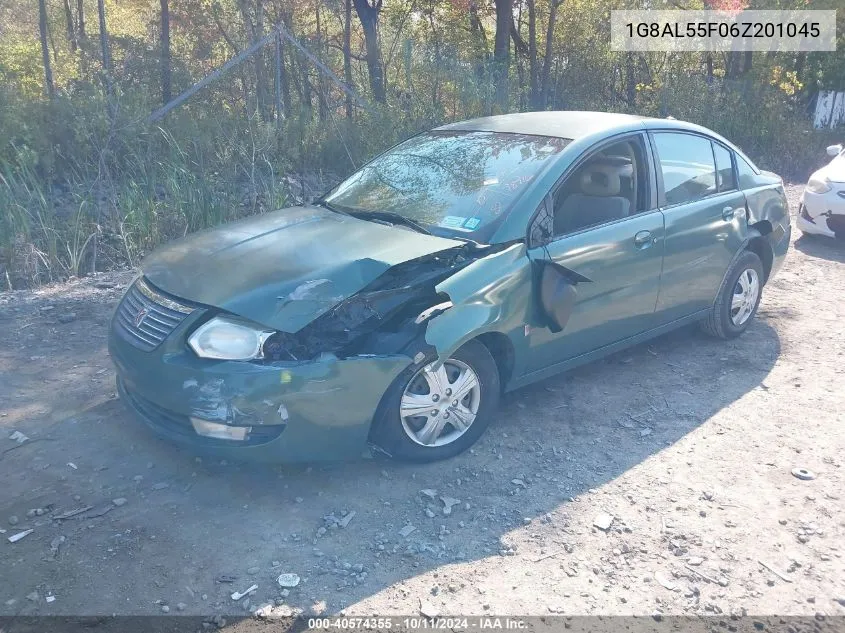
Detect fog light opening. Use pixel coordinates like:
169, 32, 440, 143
190, 418, 251, 441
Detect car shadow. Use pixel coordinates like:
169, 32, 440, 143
792, 233, 845, 263
0, 308, 781, 617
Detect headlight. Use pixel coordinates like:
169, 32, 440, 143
806, 177, 832, 194
188, 316, 275, 360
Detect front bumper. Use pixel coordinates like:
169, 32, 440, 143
109, 309, 412, 462
797, 187, 845, 237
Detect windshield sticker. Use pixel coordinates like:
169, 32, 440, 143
507, 174, 534, 191
483, 177, 499, 186
463, 217, 482, 230
490, 202, 503, 216
440, 216, 467, 229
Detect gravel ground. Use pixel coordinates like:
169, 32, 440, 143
0, 184, 844, 618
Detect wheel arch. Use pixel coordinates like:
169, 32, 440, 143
745, 221, 775, 283
475, 331, 516, 390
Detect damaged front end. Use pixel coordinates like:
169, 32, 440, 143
109, 241, 503, 461
261, 243, 490, 363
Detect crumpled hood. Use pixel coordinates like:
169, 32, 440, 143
142, 205, 463, 333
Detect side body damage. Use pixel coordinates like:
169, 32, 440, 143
742, 172, 791, 281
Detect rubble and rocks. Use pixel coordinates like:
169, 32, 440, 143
8, 529, 33, 543
440, 497, 461, 516
230, 585, 258, 601
276, 573, 300, 588
593, 513, 614, 531
399, 525, 417, 538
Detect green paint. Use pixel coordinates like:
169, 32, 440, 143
110, 112, 791, 462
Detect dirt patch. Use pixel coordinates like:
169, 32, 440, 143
1, 185, 844, 617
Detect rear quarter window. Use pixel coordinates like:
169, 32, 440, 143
713, 143, 737, 192
736, 155, 758, 189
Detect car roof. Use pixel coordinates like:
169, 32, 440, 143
434, 110, 723, 142
435, 111, 650, 140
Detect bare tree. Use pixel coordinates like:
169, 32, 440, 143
352, 0, 385, 103
468, 1, 488, 83
39, 0, 55, 98
63, 0, 77, 51
97, 0, 113, 91
77, 0, 85, 40
237, 0, 271, 119
527, 0, 538, 108
626, 52, 636, 108
343, 0, 353, 117
160, 0, 172, 105
539, 0, 562, 107
493, 0, 511, 111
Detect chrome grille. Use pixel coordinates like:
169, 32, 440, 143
113, 278, 194, 351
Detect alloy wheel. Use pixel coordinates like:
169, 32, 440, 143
399, 359, 482, 447
730, 268, 760, 326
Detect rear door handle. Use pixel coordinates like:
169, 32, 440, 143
634, 230, 654, 248
722, 206, 735, 221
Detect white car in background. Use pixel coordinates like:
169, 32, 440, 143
797, 143, 845, 238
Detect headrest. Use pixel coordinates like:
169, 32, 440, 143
579, 158, 634, 197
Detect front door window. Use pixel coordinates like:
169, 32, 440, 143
552, 138, 647, 235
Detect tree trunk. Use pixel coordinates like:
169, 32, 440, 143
726, 50, 742, 79
795, 52, 806, 84
39, 0, 55, 98
315, 1, 327, 121
468, 1, 487, 84
255, 0, 270, 120
280, 17, 292, 115
237, 0, 268, 119
353, 0, 385, 103
63, 0, 77, 51
527, 0, 539, 108
160, 0, 172, 105
77, 0, 85, 40
97, 0, 113, 91
539, 0, 561, 107
742, 50, 752, 75
274, 32, 283, 123
625, 53, 636, 109
493, 0, 511, 112
343, 0, 353, 117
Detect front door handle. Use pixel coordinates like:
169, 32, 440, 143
722, 206, 735, 221
634, 230, 654, 248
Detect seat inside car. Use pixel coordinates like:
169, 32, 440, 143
554, 155, 635, 235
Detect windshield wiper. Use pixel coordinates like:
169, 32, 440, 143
346, 210, 432, 236
315, 200, 350, 216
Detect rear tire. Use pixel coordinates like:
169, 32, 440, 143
370, 340, 500, 462
701, 250, 764, 340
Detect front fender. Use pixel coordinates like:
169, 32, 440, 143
423, 243, 532, 370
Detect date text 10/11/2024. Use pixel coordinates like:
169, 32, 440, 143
307, 617, 528, 630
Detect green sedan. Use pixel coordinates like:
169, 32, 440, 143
109, 111, 791, 462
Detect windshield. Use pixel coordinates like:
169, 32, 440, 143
324, 131, 569, 237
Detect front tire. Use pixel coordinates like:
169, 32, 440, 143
701, 250, 764, 340
370, 339, 500, 462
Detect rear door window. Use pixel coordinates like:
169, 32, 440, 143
652, 133, 717, 206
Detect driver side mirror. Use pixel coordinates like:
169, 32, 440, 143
827, 144, 843, 157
